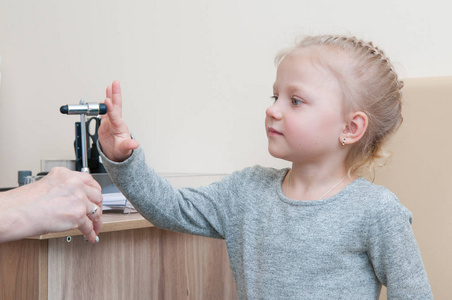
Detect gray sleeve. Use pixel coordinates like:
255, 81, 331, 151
99, 145, 230, 239
366, 193, 433, 299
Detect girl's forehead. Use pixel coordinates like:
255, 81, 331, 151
276, 49, 339, 82
276, 46, 352, 87
286, 46, 349, 67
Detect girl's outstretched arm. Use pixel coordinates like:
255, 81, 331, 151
98, 80, 139, 162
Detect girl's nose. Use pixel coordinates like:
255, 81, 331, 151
266, 102, 283, 120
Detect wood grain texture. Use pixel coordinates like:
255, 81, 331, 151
1, 214, 236, 299
38, 240, 48, 300
47, 227, 236, 300
0, 239, 48, 300
28, 213, 154, 240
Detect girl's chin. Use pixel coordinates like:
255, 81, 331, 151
267, 147, 288, 161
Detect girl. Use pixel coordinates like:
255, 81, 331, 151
98, 35, 432, 299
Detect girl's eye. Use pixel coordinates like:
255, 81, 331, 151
291, 98, 303, 106
270, 96, 278, 102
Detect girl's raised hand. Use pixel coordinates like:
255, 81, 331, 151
98, 80, 139, 162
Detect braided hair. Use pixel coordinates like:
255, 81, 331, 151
275, 35, 404, 176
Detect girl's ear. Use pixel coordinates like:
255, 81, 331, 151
340, 111, 368, 146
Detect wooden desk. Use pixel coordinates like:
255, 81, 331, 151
0, 213, 236, 299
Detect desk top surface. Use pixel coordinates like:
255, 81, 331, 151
29, 212, 153, 240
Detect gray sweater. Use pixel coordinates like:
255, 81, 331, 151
101, 146, 432, 299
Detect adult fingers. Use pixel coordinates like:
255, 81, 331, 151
46, 168, 100, 195
87, 201, 103, 234
90, 208, 103, 235
63, 171, 103, 206
82, 202, 103, 242
85, 185, 103, 206
80, 176, 103, 206
78, 216, 98, 243
80, 200, 96, 242
76, 171, 102, 190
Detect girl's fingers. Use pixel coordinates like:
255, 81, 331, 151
111, 80, 123, 115
106, 84, 112, 100
104, 97, 123, 128
122, 138, 140, 152
100, 99, 110, 123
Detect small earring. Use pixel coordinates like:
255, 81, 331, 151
342, 138, 346, 146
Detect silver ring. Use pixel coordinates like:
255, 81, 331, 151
87, 204, 98, 217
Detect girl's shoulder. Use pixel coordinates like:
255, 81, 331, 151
349, 178, 412, 223
349, 178, 398, 201
229, 165, 287, 184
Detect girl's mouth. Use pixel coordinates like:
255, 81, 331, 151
267, 127, 283, 136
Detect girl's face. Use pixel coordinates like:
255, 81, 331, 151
265, 49, 347, 164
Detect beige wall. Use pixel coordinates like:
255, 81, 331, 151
375, 77, 452, 299
0, 0, 451, 298
1, 0, 451, 188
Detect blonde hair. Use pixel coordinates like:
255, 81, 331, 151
275, 35, 404, 176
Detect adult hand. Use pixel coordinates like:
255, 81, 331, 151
98, 80, 139, 162
0, 167, 103, 243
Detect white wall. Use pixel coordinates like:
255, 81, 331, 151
0, 0, 451, 187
